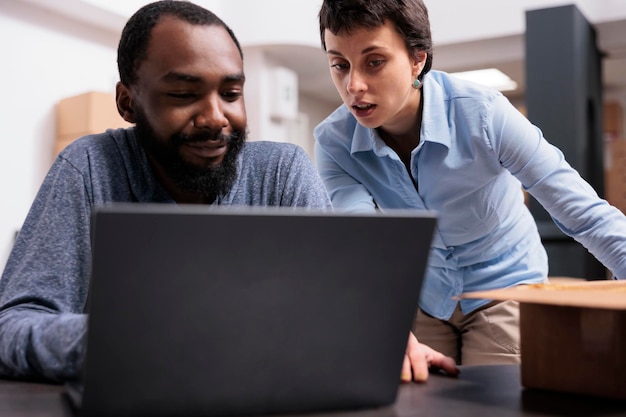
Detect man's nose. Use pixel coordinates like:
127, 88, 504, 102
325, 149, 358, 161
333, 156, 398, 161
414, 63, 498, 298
193, 95, 228, 130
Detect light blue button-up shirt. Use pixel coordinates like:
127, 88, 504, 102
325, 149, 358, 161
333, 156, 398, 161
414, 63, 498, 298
314, 70, 626, 320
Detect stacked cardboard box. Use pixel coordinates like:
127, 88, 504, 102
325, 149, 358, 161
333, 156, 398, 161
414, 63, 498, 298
461, 278, 626, 399
604, 101, 624, 142
55, 91, 131, 155
603, 101, 626, 213
605, 140, 626, 215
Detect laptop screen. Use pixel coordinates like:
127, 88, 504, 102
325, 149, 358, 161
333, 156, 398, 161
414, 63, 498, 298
80, 204, 436, 417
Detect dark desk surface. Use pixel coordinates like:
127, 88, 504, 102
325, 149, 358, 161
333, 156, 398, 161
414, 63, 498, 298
2, 365, 625, 417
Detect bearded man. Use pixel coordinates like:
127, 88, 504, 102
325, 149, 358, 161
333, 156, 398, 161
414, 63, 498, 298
0, 0, 330, 382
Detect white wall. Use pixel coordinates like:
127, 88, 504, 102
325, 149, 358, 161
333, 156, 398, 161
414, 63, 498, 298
299, 94, 341, 160
426, 0, 626, 45
241, 48, 292, 143
1, 0, 625, 270
220, 0, 322, 48
0, 0, 334, 269
0, 2, 120, 267
73, 0, 626, 47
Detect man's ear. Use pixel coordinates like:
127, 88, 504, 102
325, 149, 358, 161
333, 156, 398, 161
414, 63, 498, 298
116, 82, 136, 123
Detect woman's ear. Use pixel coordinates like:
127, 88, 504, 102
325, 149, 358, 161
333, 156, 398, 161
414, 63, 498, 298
115, 82, 136, 124
412, 51, 428, 78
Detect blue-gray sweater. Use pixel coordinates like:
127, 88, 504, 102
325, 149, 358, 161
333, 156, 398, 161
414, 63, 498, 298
0, 128, 331, 382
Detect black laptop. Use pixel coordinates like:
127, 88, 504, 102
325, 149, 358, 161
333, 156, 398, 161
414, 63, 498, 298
71, 203, 436, 417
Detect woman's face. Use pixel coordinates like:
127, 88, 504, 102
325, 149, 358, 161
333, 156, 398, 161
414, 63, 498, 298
324, 20, 426, 135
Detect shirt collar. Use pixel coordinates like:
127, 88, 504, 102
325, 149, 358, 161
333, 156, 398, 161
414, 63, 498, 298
421, 71, 452, 150
350, 120, 376, 154
351, 123, 401, 158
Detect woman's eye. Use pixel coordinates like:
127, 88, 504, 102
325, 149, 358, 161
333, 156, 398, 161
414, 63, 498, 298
369, 59, 385, 67
330, 62, 348, 70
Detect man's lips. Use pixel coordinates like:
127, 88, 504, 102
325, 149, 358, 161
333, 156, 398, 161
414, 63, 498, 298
182, 140, 228, 159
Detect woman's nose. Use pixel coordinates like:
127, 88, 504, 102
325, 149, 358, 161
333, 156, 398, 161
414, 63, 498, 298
346, 70, 366, 95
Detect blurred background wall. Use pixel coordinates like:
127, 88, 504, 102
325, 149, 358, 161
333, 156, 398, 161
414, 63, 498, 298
1, 0, 625, 270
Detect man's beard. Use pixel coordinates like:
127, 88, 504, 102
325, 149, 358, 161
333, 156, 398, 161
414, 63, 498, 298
134, 110, 246, 203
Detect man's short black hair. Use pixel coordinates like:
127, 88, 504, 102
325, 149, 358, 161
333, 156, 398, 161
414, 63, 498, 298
117, 0, 243, 86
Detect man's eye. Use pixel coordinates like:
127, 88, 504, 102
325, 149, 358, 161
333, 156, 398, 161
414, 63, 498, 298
167, 93, 196, 99
221, 91, 243, 101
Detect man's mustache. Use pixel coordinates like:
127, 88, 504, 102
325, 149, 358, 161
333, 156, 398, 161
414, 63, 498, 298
173, 130, 241, 145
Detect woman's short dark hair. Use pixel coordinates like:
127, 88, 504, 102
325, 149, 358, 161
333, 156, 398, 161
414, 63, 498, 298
117, 0, 243, 86
318, 0, 433, 80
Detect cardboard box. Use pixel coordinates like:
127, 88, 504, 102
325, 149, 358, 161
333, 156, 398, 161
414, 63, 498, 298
605, 140, 626, 215
55, 91, 131, 155
460, 278, 626, 399
605, 101, 624, 141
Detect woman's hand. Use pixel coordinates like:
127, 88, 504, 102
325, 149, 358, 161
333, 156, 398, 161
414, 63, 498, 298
401, 332, 459, 382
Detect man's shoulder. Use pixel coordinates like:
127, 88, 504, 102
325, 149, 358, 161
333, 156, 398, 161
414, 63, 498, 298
243, 140, 299, 151
57, 128, 133, 162
239, 141, 316, 177
242, 140, 304, 161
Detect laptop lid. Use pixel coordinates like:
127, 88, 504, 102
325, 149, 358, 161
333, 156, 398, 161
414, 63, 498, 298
79, 204, 436, 417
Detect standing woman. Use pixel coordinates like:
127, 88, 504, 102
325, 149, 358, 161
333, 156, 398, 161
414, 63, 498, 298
315, 0, 626, 381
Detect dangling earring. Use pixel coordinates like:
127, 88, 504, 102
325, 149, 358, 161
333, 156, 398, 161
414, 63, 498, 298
412, 78, 421, 89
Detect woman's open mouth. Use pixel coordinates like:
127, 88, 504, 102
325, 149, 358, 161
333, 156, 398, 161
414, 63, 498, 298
352, 103, 376, 118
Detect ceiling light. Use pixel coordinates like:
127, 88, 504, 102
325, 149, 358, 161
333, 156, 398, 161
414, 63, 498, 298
449, 68, 518, 92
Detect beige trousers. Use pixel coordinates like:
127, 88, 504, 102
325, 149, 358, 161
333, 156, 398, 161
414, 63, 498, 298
413, 300, 521, 365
